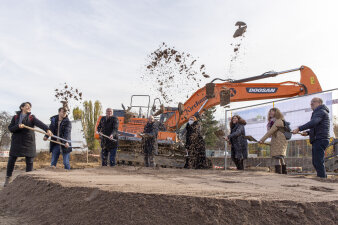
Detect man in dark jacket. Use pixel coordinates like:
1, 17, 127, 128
293, 97, 330, 178
142, 115, 159, 167
97, 108, 119, 166
43, 107, 72, 170
5, 102, 52, 186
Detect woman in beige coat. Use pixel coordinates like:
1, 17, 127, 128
259, 108, 288, 174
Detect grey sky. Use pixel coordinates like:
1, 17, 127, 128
0, 0, 337, 122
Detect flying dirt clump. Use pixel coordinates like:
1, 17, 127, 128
233, 21, 247, 38
142, 42, 210, 104
231, 21, 247, 61
228, 21, 248, 77
54, 83, 83, 112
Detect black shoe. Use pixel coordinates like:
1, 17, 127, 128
275, 165, 282, 174
239, 159, 244, 170
4, 176, 12, 187
233, 158, 240, 169
282, 165, 287, 174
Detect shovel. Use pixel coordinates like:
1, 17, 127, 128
138, 132, 152, 138
47, 139, 82, 149
244, 135, 270, 146
98, 132, 117, 142
22, 124, 81, 143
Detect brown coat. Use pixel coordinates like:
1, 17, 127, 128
260, 119, 287, 157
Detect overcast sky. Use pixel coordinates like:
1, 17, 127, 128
0, 0, 337, 122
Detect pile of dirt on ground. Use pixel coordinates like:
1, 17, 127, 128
0, 152, 100, 171
142, 42, 209, 105
0, 167, 337, 225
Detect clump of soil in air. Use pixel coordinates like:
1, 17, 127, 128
142, 42, 210, 104
231, 21, 247, 60
54, 83, 82, 111
228, 21, 247, 76
233, 21, 247, 38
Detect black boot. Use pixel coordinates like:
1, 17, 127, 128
238, 159, 244, 170
275, 165, 282, 174
282, 165, 287, 174
233, 158, 240, 170
4, 176, 12, 187
144, 156, 149, 167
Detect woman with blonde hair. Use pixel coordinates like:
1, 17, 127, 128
259, 108, 288, 174
225, 115, 248, 170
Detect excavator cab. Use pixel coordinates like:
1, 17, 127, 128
127, 95, 151, 118
160, 111, 176, 124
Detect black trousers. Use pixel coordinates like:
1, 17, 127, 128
6, 156, 34, 177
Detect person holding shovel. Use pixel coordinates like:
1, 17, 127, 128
224, 115, 248, 170
259, 108, 287, 174
141, 115, 159, 167
97, 108, 119, 167
292, 97, 330, 178
4, 102, 52, 187
43, 107, 72, 170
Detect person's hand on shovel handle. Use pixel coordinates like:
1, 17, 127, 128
292, 128, 300, 134
46, 130, 53, 136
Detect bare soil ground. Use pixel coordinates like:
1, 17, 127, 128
0, 166, 337, 225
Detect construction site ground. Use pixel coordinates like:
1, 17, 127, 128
0, 162, 337, 225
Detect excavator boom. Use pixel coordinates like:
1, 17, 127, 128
164, 66, 322, 130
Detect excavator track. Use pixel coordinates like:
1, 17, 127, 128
116, 139, 187, 168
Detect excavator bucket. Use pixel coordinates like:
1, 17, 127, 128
220, 88, 231, 106
205, 83, 215, 99
300, 66, 322, 94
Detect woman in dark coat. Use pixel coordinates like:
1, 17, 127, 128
225, 115, 248, 170
184, 116, 208, 169
4, 102, 52, 186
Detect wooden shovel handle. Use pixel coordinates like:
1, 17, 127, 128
22, 124, 49, 136
48, 139, 67, 147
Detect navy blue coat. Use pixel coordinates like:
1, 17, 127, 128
46, 115, 72, 153
8, 112, 49, 157
228, 123, 248, 159
299, 104, 330, 144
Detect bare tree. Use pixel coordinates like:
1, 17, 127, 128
0, 111, 12, 149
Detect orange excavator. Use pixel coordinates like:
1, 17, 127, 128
94, 66, 322, 167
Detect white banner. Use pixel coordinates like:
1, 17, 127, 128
231, 91, 336, 142
0, 151, 9, 157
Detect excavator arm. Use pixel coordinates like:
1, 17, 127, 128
164, 66, 322, 131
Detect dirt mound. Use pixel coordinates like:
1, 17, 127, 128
0, 168, 337, 225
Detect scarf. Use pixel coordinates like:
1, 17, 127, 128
267, 117, 276, 131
